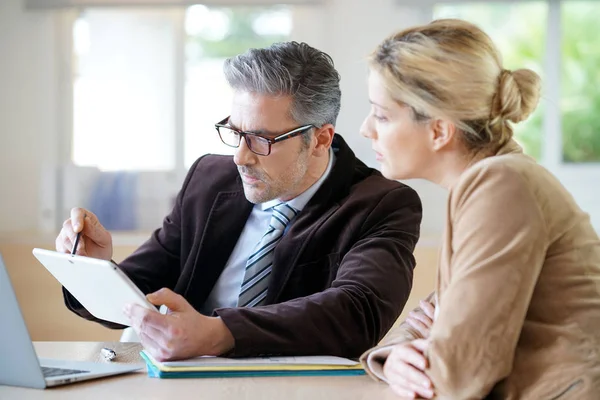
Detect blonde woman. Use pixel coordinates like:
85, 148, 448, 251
360, 19, 600, 399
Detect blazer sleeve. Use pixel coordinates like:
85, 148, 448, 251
214, 186, 422, 358
62, 156, 204, 328
425, 163, 548, 399
360, 291, 436, 382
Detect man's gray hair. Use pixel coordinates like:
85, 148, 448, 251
223, 41, 342, 131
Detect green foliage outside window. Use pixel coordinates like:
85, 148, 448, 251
561, 2, 600, 162
187, 7, 289, 61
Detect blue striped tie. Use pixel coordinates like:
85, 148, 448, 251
237, 203, 298, 307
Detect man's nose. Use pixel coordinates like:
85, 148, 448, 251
233, 137, 256, 166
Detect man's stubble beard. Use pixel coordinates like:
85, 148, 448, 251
240, 149, 311, 204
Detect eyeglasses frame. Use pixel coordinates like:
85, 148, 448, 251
215, 116, 316, 156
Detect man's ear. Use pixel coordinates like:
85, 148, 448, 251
312, 124, 335, 156
430, 119, 457, 152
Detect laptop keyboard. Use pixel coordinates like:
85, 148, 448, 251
41, 366, 90, 378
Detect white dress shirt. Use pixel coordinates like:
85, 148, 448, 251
200, 148, 336, 314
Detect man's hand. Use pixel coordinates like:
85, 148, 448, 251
384, 339, 434, 399
55, 207, 113, 261
406, 300, 435, 339
123, 288, 235, 361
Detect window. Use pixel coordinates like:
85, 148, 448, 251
561, 1, 600, 163
73, 9, 179, 171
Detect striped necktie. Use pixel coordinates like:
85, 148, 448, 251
237, 203, 298, 307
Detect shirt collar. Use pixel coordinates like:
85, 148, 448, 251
260, 147, 336, 212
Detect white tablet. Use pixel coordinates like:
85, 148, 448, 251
32, 248, 156, 326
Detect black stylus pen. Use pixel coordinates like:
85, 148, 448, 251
71, 231, 81, 255
71, 213, 86, 255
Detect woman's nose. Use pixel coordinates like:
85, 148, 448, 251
360, 115, 375, 139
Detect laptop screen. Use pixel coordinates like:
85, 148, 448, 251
0, 255, 47, 389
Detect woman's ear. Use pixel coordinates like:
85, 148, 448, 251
430, 119, 457, 151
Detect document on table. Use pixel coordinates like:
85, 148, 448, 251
140, 350, 366, 378
159, 354, 359, 368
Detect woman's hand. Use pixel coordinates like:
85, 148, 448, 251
383, 339, 434, 399
406, 300, 435, 339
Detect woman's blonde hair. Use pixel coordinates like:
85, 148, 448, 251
369, 19, 542, 151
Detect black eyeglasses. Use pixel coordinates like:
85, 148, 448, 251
215, 116, 316, 156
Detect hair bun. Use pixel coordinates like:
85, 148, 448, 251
491, 68, 542, 123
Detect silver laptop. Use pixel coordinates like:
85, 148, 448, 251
0, 255, 142, 389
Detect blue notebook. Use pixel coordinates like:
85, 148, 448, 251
140, 351, 366, 379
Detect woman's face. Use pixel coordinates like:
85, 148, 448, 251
360, 70, 434, 181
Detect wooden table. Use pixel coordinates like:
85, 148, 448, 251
0, 342, 400, 399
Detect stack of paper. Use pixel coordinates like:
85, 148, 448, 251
140, 351, 366, 378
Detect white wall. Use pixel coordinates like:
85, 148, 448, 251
0, 0, 58, 234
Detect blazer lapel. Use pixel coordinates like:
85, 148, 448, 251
184, 189, 253, 308
267, 134, 355, 302
268, 202, 339, 303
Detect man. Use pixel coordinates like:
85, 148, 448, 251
56, 42, 422, 361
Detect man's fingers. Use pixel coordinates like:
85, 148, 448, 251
62, 221, 87, 255
77, 237, 88, 256
57, 219, 76, 253
55, 230, 72, 254
70, 207, 101, 232
69, 208, 89, 233
146, 288, 188, 312
139, 324, 164, 344
138, 324, 180, 362
80, 214, 110, 245
130, 310, 168, 357
69, 208, 108, 244
60, 208, 112, 260
62, 219, 77, 244
138, 330, 169, 361
125, 304, 167, 333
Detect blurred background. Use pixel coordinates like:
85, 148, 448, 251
1, 0, 599, 341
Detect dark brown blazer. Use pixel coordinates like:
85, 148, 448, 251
64, 135, 422, 358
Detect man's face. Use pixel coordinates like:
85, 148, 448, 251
230, 91, 313, 204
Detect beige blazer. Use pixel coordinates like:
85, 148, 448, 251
361, 141, 600, 399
